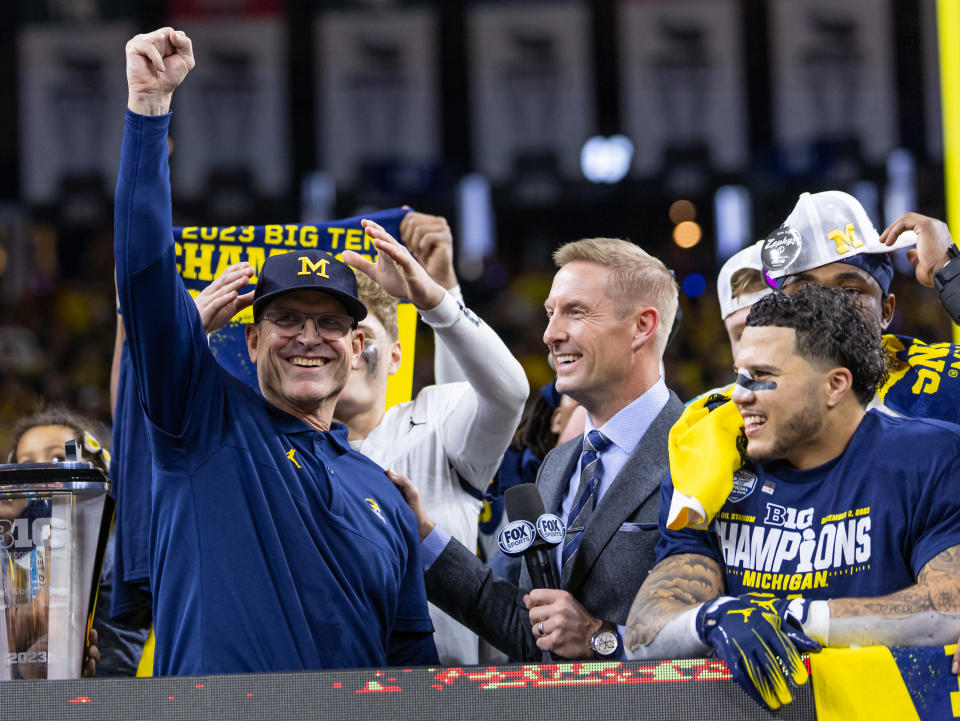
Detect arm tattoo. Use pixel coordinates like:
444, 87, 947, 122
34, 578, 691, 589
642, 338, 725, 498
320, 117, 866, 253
624, 553, 724, 651
830, 544, 960, 618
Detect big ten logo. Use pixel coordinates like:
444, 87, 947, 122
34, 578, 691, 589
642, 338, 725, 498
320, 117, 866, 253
828, 224, 864, 256
175, 225, 376, 282
0, 518, 66, 551
763, 504, 813, 530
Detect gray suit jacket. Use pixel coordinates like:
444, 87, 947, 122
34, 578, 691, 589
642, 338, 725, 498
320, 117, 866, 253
424, 391, 684, 661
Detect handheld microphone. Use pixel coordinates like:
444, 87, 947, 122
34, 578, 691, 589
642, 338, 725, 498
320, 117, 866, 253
503, 484, 560, 589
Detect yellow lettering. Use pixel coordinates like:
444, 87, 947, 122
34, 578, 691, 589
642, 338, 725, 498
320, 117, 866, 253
181, 242, 215, 281
300, 226, 319, 248
239, 226, 255, 243
800, 573, 813, 590
328, 227, 346, 249
912, 367, 941, 395
345, 228, 363, 250
480, 502, 492, 524
200, 226, 218, 241
788, 574, 802, 591
220, 226, 236, 242
909, 341, 949, 373
761, 573, 771, 590
771, 574, 785, 591
175, 242, 183, 274
181, 226, 198, 240
828, 224, 864, 256
943, 645, 960, 717
246, 247, 265, 282
743, 570, 758, 587
815, 571, 828, 588
284, 224, 299, 247
213, 245, 244, 277
264, 225, 283, 246
298, 256, 330, 278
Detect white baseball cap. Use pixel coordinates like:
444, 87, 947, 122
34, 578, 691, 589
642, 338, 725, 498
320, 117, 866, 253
760, 191, 916, 287
717, 241, 772, 320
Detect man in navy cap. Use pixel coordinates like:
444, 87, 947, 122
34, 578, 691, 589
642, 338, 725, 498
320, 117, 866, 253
115, 27, 437, 675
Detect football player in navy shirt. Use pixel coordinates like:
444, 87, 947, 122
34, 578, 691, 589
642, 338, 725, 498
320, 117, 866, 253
624, 286, 960, 710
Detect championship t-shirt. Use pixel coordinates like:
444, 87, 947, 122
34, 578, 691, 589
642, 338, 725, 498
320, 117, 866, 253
656, 410, 960, 598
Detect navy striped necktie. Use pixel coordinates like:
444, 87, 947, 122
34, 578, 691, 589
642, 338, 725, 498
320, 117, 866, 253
561, 429, 612, 569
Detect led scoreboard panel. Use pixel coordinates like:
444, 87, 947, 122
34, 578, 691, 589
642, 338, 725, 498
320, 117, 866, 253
0, 660, 815, 721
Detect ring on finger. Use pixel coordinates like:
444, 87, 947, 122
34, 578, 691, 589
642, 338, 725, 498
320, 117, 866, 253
537, 621, 545, 637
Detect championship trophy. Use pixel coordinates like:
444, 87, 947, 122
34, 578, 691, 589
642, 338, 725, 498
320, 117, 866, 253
0, 440, 113, 679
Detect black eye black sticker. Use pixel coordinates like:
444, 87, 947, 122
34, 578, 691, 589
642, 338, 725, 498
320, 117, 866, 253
737, 371, 777, 392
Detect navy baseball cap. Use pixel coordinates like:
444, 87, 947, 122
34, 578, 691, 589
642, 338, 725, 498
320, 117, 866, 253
252, 250, 367, 323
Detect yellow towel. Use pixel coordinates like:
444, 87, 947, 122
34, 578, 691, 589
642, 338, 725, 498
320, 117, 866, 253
810, 647, 920, 721
666, 386, 746, 530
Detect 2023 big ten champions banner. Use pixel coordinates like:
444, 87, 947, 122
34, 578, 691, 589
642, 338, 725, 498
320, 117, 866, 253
173, 207, 417, 409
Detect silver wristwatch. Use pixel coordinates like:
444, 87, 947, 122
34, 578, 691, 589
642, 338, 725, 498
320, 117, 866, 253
588, 621, 620, 658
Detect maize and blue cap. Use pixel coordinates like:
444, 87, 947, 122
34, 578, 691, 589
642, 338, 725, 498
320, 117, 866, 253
252, 250, 367, 323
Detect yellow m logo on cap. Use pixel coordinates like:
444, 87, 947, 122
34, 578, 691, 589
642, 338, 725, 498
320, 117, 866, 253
828, 223, 864, 256
298, 256, 330, 278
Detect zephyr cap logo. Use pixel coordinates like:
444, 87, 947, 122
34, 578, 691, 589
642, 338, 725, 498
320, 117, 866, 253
498, 520, 536, 555
761, 226, 803, 272
536, 513, 566, 545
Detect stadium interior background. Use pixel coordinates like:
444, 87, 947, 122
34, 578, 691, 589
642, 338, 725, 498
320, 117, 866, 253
0, 0, 951, 451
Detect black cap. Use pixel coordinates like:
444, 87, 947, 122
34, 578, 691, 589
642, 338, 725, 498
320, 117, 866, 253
252, 250, 367, 323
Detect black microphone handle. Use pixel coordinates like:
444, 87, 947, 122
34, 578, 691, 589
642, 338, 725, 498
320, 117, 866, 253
525, 545, 558, 590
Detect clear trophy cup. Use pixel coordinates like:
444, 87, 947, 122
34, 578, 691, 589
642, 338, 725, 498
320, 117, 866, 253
0, 440, 113, 679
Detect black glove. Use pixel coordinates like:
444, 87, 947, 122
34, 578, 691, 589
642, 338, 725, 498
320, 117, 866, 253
696, 595, 818, 710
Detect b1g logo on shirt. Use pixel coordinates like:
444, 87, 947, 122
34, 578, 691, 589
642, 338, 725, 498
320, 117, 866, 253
763, 503, 813, 530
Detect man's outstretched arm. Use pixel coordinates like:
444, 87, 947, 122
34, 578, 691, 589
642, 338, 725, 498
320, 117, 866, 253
625, 553, 818, 712
824, 544, 960, 648
624, 553, 722, 659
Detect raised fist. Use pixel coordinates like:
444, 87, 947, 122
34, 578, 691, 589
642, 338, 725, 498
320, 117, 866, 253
126, 27, 195, 116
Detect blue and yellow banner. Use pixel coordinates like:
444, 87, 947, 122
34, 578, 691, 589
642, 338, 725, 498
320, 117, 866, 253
812, 645, 960, 721
172, 207, 416, 408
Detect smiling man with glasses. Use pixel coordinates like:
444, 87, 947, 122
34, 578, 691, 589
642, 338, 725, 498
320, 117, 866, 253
115, 27, 438, 676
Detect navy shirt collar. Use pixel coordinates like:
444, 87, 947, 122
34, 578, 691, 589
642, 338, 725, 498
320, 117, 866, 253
257, 393, 353, 453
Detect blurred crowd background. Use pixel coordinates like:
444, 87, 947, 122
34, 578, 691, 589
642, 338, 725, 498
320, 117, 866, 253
0, 0, 954, 452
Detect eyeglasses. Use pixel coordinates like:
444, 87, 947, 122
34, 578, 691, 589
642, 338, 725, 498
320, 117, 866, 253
261, 310, 355, 339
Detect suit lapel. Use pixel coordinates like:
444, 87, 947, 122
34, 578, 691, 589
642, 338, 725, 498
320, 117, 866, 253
562, 393, 684, 591
536, 438, 580, 515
